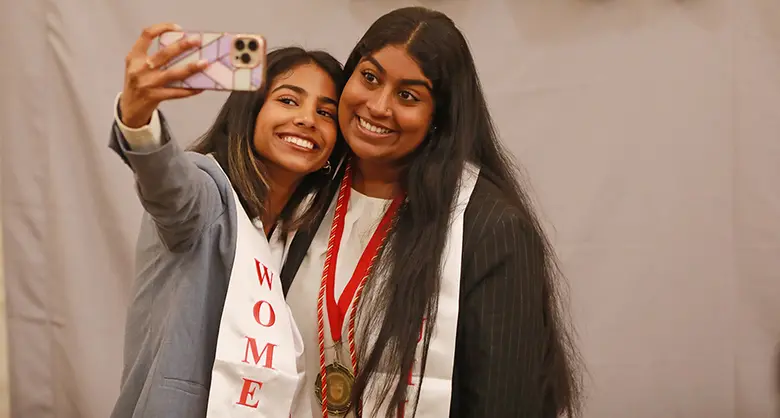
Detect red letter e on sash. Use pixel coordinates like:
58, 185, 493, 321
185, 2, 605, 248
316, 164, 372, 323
236, 378, 263, 408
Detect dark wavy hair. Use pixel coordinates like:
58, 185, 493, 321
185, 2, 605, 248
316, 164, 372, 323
190, 47, 347, 233
345, 7, 583, 417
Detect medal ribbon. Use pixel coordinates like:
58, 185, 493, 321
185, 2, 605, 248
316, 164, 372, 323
316, 161, 404, 417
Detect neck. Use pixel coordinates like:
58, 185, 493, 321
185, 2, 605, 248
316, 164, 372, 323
352, 158, 402, 199
261, 169, 301, 236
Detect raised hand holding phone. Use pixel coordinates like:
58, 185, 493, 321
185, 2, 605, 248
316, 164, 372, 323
119, 22, 208, 129
149, 30, 266, 92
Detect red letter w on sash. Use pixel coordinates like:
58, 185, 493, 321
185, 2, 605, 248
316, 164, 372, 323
254, 259, 273, 290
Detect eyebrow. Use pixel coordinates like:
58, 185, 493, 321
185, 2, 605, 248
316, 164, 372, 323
271, 84, 338, 106
364, 56, 433, 91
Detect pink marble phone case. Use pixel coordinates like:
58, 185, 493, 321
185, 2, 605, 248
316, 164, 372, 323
148, 31, 266, 91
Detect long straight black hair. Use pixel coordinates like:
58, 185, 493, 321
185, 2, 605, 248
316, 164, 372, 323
190, 47, 347, 233
345, 7, 582, 417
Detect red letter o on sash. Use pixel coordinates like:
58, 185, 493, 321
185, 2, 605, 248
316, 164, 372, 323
252, 300, 276, 327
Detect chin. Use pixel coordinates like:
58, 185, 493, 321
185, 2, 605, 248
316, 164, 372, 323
270, 158, 319, 176
344, 135, 382, 158
345, 141, 378, 161
286, 164, 319, 176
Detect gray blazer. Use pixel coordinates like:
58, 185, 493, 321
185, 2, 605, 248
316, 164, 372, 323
108, 120, 238, 418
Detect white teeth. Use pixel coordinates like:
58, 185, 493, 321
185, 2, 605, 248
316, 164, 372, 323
358, 117, 392, 134
281, 136, 314, 150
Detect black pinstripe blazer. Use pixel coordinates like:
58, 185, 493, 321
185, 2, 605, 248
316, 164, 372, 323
449, 174, 555, 417
282, 173, 556, 418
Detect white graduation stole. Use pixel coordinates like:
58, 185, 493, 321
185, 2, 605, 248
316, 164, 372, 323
206, 157, 311, 417
357, 163, 481, 417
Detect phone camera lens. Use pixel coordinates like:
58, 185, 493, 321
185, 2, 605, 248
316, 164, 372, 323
235, 39, 245, 50
240, 53, 251, 64
248, 40, 258, 51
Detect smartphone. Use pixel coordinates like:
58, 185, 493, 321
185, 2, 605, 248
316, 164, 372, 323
148, 30, 266, 92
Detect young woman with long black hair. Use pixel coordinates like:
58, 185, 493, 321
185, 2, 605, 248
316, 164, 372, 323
107, 23, 346, 418
279, 6, 583, 418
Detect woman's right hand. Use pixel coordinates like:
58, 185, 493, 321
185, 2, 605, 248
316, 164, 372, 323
119, 22, 209, 128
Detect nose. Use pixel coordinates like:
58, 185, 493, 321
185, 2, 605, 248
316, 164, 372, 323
366, 88, 392, 118
293, 117, 314, 128
293, 106, 316, 129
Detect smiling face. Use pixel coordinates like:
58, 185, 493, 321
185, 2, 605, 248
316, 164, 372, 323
253, 63, 339, 177
338, 45, 435, 166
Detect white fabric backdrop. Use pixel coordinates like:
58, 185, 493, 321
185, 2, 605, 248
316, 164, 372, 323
1, 0, 779, 416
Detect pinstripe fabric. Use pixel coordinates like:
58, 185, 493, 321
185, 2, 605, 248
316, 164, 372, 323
449, 174, 554, 418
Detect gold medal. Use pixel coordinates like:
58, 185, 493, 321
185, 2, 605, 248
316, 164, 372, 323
315, 362, 355, 416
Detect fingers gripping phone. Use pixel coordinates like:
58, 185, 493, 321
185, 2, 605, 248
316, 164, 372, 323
148, 31, 267, 92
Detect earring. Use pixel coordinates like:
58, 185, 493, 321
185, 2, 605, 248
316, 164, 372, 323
321, 160, 332, 174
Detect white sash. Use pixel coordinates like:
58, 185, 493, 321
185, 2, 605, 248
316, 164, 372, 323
206, 157, 311, 417
349, 163, 481, 417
